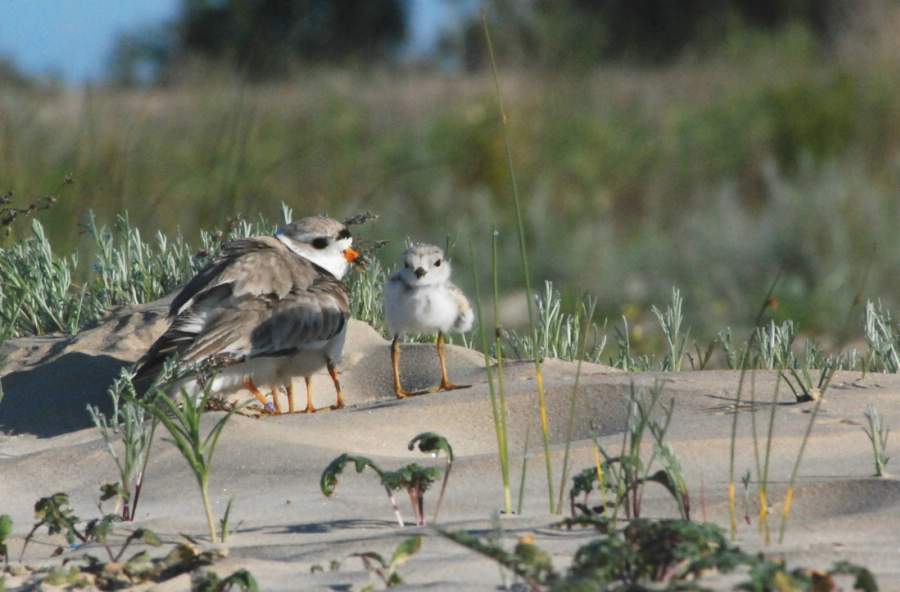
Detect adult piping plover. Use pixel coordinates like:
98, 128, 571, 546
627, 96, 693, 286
134, 215, 360, 414
383, 243, 474, 397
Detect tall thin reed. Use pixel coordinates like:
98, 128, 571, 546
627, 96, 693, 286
470, 241, 512, 514
482, 8, 555, 511
778, 393, 824, 543
758, 375, 782, 544
727, 271, 781, 540
555, 297, 596, 514
490, 228, 512, 510
727, 360, 749, 539
517, 421, 530, 515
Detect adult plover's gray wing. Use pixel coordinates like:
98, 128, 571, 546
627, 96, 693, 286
134, 237, 349, 392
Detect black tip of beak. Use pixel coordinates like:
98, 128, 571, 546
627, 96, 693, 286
415, 267, 426, 279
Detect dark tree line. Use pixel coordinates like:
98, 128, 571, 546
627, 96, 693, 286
109, 0, 850, 85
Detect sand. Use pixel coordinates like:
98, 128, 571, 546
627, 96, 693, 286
2, 298, 900, 590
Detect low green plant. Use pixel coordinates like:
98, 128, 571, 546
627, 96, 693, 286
381, 465, 441, 527
320, 454, 406, 527
352, 536, 422, 590
321, 452, 444, 527
740, 559, 878, 592
407, 432, 454, 523
137, 386, 241, 544
863, 403, 891, 477
192, 568, 260, 592
0, 514, 11, 566
19, 490, 162, 564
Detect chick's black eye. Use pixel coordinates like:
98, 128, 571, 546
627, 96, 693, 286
434, 259, 442, 266
404, 261, 411, 269
312, 237, 329, 249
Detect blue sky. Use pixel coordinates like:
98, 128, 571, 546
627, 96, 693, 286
0, 0, 460, 84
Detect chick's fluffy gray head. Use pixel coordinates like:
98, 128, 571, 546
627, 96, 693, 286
399, 243, 451, 286
275, 215, 358, 279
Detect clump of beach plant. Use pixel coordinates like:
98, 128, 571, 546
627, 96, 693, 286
504, 281, 608, 364
651, 287, 690, 371
352, 536, 422, 590
742, 559, 878, 592
574, 382, 690, 521
87, 368, 159, 521
780, 357, 837, 402
441, 519, 878, 591
863, 403, 891, 477
865, 300, 899, 373
137, 385, 242, 544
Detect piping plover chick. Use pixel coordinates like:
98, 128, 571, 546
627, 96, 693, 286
383, 243, 474, 397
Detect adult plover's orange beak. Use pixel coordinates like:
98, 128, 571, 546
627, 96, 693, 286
343, 247, 361, 263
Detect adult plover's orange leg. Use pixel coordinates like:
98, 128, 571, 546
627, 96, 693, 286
327, 357, 346, 410
392, 335, 424, 398
286, 382, 296, 414
302, 376, 317, 413
432, 331, 470, 392
243, 377, 276, 414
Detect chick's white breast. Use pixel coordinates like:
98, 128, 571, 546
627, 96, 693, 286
384, 277, 461, 335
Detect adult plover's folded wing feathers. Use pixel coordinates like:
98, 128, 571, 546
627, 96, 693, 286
169, 237, 296, 317
134, 236, 349, 393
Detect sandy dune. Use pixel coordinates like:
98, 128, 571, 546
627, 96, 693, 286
2, 299, 900, 590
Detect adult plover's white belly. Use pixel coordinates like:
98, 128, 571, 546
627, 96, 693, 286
168, 356, 282, 403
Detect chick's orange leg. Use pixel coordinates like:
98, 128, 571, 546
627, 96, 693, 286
392, 336, 424, 398
432, 331, 471, 392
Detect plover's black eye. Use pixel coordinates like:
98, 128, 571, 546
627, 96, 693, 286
434, 259, 442, 267
312, 237, 329, 250
337, 228, 351, 240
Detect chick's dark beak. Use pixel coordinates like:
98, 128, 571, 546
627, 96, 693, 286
415, 267, 426, 279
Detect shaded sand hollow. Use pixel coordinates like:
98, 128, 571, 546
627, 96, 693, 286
2, 297, 900, 590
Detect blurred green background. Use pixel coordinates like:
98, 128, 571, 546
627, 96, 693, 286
1, 0, 898, 347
